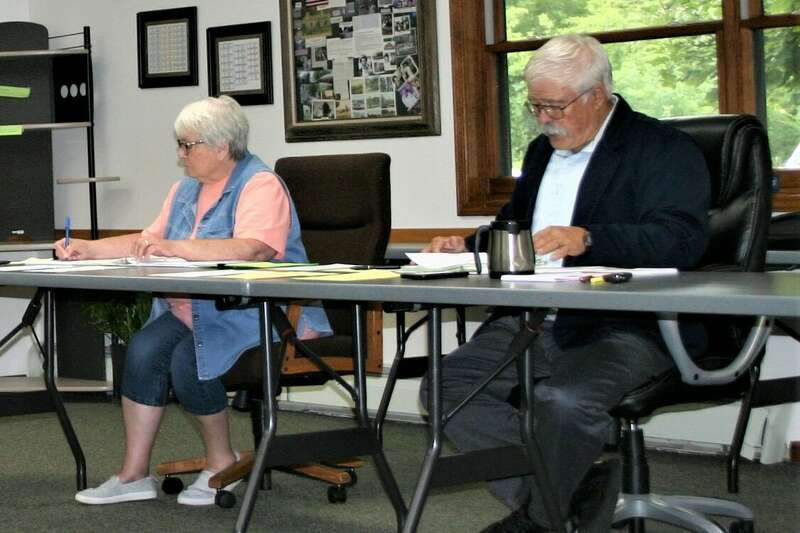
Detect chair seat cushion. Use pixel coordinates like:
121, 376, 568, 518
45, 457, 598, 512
611, 355, 752, 420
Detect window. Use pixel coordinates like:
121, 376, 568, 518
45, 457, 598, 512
451, 1, 800, 213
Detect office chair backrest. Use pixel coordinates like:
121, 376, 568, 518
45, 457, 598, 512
663, 116, 773, 358
275, 153, 391, 266
275, 152, 391, 334
614, 114, 774, 422
663, 115, 773, 273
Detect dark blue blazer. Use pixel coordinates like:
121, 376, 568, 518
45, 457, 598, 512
474, 96, 711, 347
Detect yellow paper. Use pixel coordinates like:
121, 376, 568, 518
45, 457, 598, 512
299, 270, 400, 282
0, 125, 23, 136
223, 261, 313, 269
0, 85, 31, 98
223, 270, 323, 280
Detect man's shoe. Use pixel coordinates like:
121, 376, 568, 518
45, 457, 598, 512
75, 475, 157, 505
177, 452, 242, 507
480, 505, 549, 533
570, 459, 621, 533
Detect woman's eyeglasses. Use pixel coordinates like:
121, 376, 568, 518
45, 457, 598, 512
176, 139, 206, 154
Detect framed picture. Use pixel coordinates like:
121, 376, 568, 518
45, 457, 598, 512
136, 7, 198, 89
207, 22, 273, 106
280, 0, 440, 142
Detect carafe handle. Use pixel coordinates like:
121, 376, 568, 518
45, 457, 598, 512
473, 225, 490, 275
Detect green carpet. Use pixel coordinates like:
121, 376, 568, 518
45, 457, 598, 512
0, 402, 796, 532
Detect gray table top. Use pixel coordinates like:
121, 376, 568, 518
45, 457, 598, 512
0, 242, 54, 252
0, 268, 796, 318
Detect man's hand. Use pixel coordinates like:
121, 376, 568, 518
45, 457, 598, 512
422, 235, 467, 253
533, 226, 588, 261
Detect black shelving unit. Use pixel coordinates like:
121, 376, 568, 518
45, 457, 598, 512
0, 22, 108, 401
0, 22, 101, 239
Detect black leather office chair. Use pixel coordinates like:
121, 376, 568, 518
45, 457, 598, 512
157, 152, 391, 507
611, 115, 774, 533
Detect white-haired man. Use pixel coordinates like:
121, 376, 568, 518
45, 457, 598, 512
422, 35, 711, 532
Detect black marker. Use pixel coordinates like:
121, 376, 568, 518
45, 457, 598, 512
602, 272, 632, 283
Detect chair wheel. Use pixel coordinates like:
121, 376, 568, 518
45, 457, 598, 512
215, 490, 236, 509
729, 520, 754, 533
327, 485, 347, 504
161, 476, 184, 494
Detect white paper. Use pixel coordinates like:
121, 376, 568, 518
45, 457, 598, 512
501, 267, 679, 282
326, 38, 355, 61
32, 265, 128, 273
149, 269, 241, 278
14, 256, 225, 269
406, 252, 487, 273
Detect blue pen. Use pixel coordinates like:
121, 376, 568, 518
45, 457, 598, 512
64, 216, 71, 248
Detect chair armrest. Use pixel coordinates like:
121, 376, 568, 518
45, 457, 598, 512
657, 313, 772, 385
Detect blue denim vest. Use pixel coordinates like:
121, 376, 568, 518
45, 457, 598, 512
149, 152, 331, 380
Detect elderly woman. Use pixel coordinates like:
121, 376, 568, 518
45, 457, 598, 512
55, 95, 330, 506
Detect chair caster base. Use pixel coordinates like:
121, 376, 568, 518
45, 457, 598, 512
162, 476, 184, 495
327, 485, 347, 504
729, 520, 754, 533
215, 489, 236, 508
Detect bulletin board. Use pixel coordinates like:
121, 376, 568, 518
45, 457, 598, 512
280, 0, 440, 142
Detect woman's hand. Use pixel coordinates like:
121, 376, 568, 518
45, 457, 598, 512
54, 238, 92, 260
132, 231, 172, 260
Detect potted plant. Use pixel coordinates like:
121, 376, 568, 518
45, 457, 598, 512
83, 292, 152, 398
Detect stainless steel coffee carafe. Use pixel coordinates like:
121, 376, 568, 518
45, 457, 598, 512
473, 220, 536, 279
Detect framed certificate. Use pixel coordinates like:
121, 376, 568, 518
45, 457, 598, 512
207, 22, 273, 106
136, 7, 198, 89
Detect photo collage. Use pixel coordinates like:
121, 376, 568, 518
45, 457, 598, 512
292, 0, 422, 122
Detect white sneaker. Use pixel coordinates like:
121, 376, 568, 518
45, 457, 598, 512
177, 453, 241, 506
75, 476, 157, 505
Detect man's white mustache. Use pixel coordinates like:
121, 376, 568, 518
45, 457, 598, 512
541, 124, 567, 137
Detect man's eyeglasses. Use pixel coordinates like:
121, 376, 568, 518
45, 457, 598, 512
525, 87, 592, 119
176, 139, 206, 154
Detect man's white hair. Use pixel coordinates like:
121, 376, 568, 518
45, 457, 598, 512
524, 34, 613, 98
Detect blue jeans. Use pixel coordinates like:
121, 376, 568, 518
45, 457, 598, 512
121, 311, 228, 415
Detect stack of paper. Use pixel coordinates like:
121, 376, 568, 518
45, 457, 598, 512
405, 252, 487, 273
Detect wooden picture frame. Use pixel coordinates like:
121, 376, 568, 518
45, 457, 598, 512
136, 7, 198, 89
207, 22, 273, 106
280, 0, 440, 142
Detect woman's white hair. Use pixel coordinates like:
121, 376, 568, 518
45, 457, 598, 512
523, 34, 613, 98
174, 95, 249, 160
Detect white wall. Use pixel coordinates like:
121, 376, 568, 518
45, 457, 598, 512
0, 0, 29, 22
15, 0, 491, 233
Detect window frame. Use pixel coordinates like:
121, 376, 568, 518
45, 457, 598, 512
450, 0, 800, 214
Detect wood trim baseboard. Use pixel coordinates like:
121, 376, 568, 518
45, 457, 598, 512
389, 228, 475, 243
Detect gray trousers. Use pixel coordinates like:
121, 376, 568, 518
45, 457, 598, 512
420, 315, 674, 527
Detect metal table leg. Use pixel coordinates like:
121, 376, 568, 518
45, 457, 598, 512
518, 311, 566, 532
402, 306, 443, 533
43, 289, 86, 490
352, 303, 407, 530
235, 300, 278, 533
400, 308, 567, 533
235, 301, 407, 532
